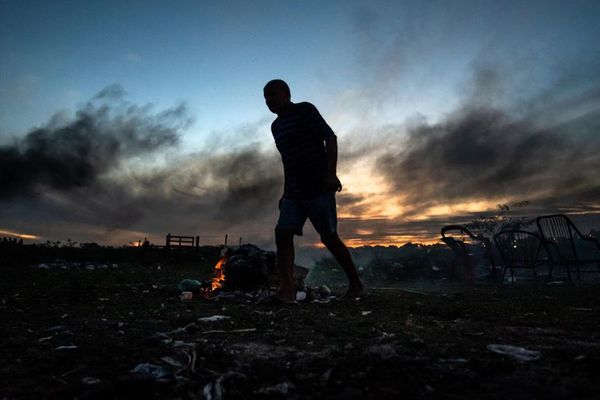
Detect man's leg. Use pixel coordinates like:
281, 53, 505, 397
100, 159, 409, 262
321, 233, 365, 297
275, 229, 297, 303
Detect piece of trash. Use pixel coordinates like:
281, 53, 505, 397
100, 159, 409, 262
198, 315, 230, 322
570, 307, 593, 311
160, 355, 185, 368
55, 345, 78, 351
177, 279, 202, 293
45, 325, 65, 332
296, 291, 307, 301
180, 291, 193, 301
487, 344, 540, 362
328, 312, 336, 317
546, 281, 565, 285
361, 310, 372, 316
318, 285, 331, 297
130, 363, 170, 379
258, 381, 296, 395
201, 328, 257, 335
320, 368, 332, 385
85, 265, 95, 270
60, 313, 69, 319
81, 377, 101, 385
367, 344, 397, 360
462, 331, 484, 337
38, 263, 50, 269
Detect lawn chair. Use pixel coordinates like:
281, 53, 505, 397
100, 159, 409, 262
536, 214, 600, 281
494, 230, 548, 283
441, 225, 498, 283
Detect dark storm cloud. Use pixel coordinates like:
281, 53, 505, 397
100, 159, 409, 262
0, 85, 189, 200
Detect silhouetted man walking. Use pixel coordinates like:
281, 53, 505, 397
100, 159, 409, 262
264, 79, 365, 303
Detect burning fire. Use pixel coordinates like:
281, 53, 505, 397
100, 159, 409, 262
210, 256, 227, 291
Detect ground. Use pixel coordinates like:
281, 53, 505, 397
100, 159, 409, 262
1, 255, 599, 399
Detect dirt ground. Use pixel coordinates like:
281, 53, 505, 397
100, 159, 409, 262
1, 257, 599, 399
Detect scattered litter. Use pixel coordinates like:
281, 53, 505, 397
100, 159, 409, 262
361, 311, 372, 316
55, 345, 78, 351
130, 363, 170, 379
45, 325, 65, 332
201, 328, 257, 335
198, 315, 231, 322
177, 279, 202, 293
81, 377, 101, 385
367, 344, 397, 360
461, 331, 484, 337
296, 291, 307, 301
203, 371, 247, 400
258, 381, 296, 395
179, 291, 193, 301
320, 368, 332, 385
160, 355, 185, 368
318, 285, 331, 297
487, 344, 540, 362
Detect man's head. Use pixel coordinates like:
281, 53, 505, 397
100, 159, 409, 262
264, 79, 292, 115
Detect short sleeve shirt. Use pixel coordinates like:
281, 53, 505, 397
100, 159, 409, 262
271, 102, 336, 199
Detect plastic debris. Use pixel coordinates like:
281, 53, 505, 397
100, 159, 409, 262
55, 345, 78, 351
177, 279, 202, 293
296, 291, 307, 301
258, 381, 296, 395
130, 363, 170, 379
198, 315, 230, 322
318, 285, 331, 297
38, 263, 50, 269
367, 344, 397, 360
487, 344, 540, 362
361, 310, 372, 316
179, 291, 193, 301
81, 377, 101, 385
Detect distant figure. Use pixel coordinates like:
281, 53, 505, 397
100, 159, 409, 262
263, 79, 365, 303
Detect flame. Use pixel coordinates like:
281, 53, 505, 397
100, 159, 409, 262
210, 256, 227, 291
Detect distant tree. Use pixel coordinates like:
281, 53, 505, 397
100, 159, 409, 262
466, 201, 534, 237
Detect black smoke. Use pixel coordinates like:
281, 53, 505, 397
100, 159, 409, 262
0, 85, 188, 200
374, 83, 600, 216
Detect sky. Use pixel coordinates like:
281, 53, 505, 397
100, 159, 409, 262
1, 0, 600, 249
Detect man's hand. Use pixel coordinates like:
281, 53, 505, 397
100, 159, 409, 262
325, 173, 342, 192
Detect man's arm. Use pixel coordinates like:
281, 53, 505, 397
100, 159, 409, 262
325, 136, 342, 192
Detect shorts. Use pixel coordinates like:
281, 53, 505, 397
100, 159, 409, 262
275, 192, 337, 239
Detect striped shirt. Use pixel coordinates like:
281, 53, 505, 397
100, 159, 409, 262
271, 102, 336, 199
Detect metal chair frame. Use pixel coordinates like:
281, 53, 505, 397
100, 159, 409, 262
536, 214, 600, 281
441, 225, 498, 282
493, 230, 548, 283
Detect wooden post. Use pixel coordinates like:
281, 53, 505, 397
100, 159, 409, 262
239, 237, 242, 247
224, 234, 228, 248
